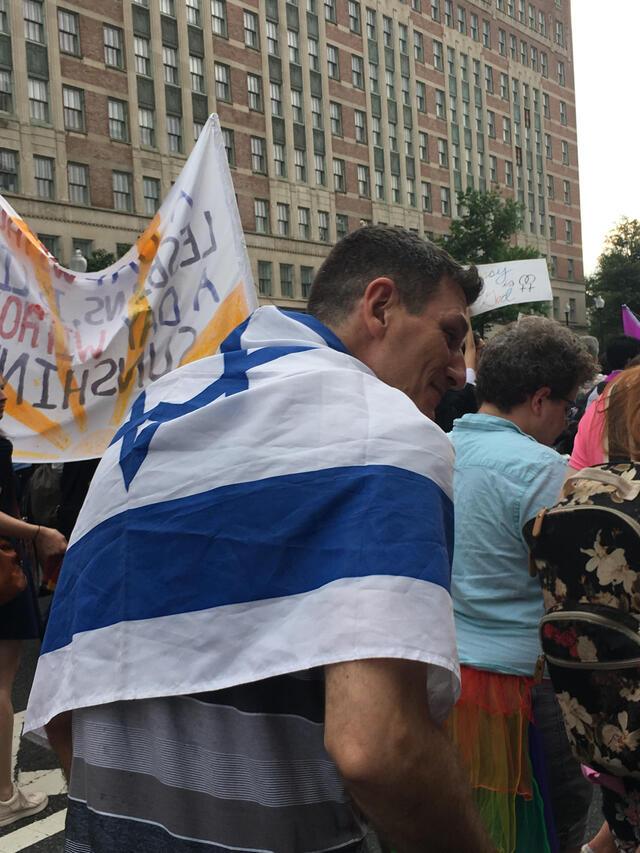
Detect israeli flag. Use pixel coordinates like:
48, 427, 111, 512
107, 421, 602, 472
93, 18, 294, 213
26, 307, 460, 732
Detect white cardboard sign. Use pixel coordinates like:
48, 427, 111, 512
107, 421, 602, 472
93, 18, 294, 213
471, 258, 552, 317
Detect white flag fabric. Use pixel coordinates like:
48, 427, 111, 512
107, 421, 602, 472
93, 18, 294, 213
0, 114, 256, 461
26, 307, 460, 733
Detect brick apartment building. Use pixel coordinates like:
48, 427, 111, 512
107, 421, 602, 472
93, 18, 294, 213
0, 0, 585, 325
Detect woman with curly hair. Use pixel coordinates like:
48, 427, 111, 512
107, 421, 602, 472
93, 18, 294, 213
446, 317, 596, 852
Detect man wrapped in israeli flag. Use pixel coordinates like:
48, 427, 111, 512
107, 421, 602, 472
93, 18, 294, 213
26, 227, 493, 853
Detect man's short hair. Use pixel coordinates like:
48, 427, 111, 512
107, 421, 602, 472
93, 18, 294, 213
603, 335, 640, 372
307, 226, 482, 326
476, 317, 596, 412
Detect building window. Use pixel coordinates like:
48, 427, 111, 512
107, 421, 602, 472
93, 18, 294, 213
112, 171, 132, 211
272, 143, 286, 176
163, 46, 178, 84
314, 154, 326, 186
435, 89, 446, 119
23, 0, 44, 43
541, 51, 548, 78
414, 31, 424, 62
324, 0, 336, 23
489, 155, 497, 183
487, 110, 495, 138
160, 0, 175, 14
440, 186, 450, 215
357, 164, 370, 197
330, 101, 342, 136
369, 62, 379, 93
503, 116, 511, 145
547, 174, 554, 199
559, 101, 568, 126
68, 162, 88, 204
134, 37, 151, 76
437, 138, 448, 167
351, 55, 363, 88
419, 131, 429, 162
505, 159, 513, 186
0, 70, 11, 113
294, 148, 306, 182
335, 214, 348, 240
391, 173, 400, 203
276, 202, 290, 237
280, 264, 294, 297
561, 140, 569, 165
444, 0, 452, 26
327, 45, 339, 79
254, 199, 271, 234
142, 177, 160, 215
485, 65, 494, 94
498, 28, 506, 56
385, 69, 395, 100
308, 37, 319, 71
188, 56, 204, 93
287, 29, 299, 64
266, 21, 278, 56
311, 96, 323, 129
457, 5, 466, 33
28, 77, 49, 122
215, 63, 231, 101
0, 0, 8, 33
62, 86, 84, 131
431, 0, 440, 21
482, 19, 491, 47
399, 22, 408, 53
186, 0, 201, 26
416, 81, 426, 113
34, 155, 54, 198
247, 73, 262, 111
104, 25, 124, 68
108, 98, 128, 141
270, 82, 282, 116
558, 61, 565, 86
221, 127, 234, 165
318, 210, 329, 242
555, 19, 564, 46
0, 149, 17, 192
298, 206, 310, 239
382, 15, 392, 46
139, 108, 155, 146
544, 133, 552, 159
211, 0, 227, 36
433, 39, 443, 71
291, 88, 303, 122
301, 266, 314, 298
372, 116, 381, 146
354, 109, 366, 143
258, 260, 272, 295
251, 137, 266, 173
167, 115, 182, 152
58, 9, 79, 55
563, 180, 571, 205
348, 0, 361, 33
421, 181, 432, 212
565, 219, 573, 244
567, 259, 574, 281
333, 158, 346, 192
243, 10, 259, 48
549, 215, 556, 240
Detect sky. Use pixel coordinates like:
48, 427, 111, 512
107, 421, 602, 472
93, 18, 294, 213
571, 2, 640, 275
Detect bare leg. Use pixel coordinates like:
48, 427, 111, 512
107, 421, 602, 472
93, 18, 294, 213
0, 640, 21, 801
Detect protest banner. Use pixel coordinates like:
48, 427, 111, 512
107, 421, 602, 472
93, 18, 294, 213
0, 115, 257, 461
470, 258, 553, 317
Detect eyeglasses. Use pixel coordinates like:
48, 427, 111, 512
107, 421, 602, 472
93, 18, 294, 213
558, 397, 576, 417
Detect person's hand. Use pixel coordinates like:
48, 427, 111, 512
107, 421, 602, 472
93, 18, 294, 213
35, 526, 67, 562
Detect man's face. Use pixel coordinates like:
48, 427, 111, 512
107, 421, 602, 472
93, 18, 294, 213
372, 278, 468, 419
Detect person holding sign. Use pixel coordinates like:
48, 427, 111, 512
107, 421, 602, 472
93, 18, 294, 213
0, 376, 67, 827
447, 318, 596, 853
28, 227, 495, 853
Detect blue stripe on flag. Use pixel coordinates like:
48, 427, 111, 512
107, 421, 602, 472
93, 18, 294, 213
42, 465, 453, 654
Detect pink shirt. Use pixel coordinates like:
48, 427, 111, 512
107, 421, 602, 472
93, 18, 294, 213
569, 397, 606, 470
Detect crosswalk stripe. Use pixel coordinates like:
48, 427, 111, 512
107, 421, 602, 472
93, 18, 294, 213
0, 808, 67, 853
10, 713, 24, 781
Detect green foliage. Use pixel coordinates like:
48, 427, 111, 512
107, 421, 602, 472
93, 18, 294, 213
86, 249, 116, 273
587, 218, 640, 342
436, 189, 548, 332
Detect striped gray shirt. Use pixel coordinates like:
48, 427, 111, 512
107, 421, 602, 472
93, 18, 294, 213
65, 670, 370, 852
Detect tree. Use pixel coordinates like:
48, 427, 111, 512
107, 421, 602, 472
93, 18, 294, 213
587, 217, 640, 343
436, 189, 547, 331
86, 249, 116, 273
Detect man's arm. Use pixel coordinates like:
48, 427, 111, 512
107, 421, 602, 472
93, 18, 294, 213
324, 658, 495, 853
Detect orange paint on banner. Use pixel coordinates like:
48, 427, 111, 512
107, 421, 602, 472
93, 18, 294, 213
180, 283, 249, 366
110, 216, 160, 426
4, 382, 70, 450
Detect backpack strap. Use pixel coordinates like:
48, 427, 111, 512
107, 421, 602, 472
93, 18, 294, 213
564, 467, 640, 501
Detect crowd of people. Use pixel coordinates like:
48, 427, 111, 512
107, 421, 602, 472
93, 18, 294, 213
0, 225, 639, 852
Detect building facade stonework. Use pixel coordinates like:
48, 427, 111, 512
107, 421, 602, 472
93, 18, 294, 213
0, 0, 585, 325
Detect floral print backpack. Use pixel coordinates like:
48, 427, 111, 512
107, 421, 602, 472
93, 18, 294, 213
523, 463, 640, 780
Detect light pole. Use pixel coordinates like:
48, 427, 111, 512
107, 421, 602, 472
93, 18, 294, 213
594, 295, 605, 349
563, 302, 571, 327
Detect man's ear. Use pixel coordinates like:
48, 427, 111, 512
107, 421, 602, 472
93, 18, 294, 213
361, 277, 398, 339
530, 386, 551, 416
